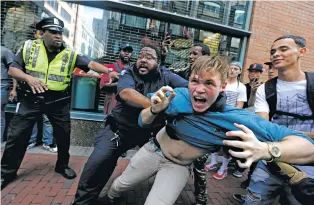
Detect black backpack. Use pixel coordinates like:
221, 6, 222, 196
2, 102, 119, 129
265, 72, 314, 121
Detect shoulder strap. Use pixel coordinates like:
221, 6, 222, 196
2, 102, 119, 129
305, 72, 314, 118
265, 77, 278, 121
114, 62, 122, 73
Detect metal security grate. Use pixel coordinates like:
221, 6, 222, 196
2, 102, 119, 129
123, 0, 249, 29
2, 1, 243, 111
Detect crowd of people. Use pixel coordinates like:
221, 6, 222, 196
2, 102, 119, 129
1, 17, 313, 205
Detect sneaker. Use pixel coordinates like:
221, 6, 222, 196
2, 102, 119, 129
233, 170, 244, 178
27, 142, 37, 150
233, 194, 245, 203
213, 169, 228, 180
43, 144, 58, 153
204, 162, 218, 171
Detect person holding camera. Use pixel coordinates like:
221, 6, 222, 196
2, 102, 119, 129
243, 63, 264, 110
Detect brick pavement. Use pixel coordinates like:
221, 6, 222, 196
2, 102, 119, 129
1, 153, 245, 205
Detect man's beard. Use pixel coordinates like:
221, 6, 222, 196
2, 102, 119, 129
136, 64, 158, 79
120, 55, 130, 64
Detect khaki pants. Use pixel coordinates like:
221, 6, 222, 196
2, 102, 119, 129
108, 141, 191, 205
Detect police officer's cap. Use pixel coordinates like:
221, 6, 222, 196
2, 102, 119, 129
36, 17, 64, 32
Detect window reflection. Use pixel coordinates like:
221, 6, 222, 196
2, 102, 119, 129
203, 2, 221, 18
197, 1, 224, 23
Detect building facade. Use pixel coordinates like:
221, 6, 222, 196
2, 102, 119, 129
1, 0, 314, 145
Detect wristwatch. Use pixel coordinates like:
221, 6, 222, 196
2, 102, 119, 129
108, 68, 114, 73
266, 142, 281, 162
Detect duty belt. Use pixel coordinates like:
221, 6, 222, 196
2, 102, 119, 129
17, 87, 70, 105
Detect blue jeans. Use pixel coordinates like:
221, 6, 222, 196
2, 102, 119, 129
1, 85, 8, 142
244, 161, 301, 205
29, 114, 53, 145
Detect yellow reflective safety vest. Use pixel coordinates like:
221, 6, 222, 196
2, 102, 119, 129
22, 39, 77, 91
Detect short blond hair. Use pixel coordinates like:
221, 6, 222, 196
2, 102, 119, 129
191, 56, 230, 83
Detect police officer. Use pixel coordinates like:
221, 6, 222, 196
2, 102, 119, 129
73, 45, 188, 205
1, 17, 118, 189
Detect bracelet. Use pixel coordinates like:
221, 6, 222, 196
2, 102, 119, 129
150, 107, 158, 115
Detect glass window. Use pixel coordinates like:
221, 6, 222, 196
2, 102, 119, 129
234, 10, 245, 25
203, 2, 221, 18
63, 28, 70, 37
122, 14, 146, 29
81, 31, 87, 40
124, 0, 249, 30
60, 8, 71, 23
47, 0, 58, 11
81, 43, 86, 54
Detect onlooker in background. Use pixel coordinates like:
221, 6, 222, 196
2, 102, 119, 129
27, 114, 56, 153
243, 63, 264, 109
265, 61, 278, 80
100, 44, 133, 114
241, 35, 314, 204
178, 43, 211, 80
205, 61, 247, 180
1, 46, 15, 142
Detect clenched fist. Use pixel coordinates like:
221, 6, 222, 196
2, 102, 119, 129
151, 86, 176, 114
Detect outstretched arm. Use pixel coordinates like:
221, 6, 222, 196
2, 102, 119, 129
223, 123, 314, 168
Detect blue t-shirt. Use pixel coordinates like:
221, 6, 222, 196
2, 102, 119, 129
140, 88, 313, 148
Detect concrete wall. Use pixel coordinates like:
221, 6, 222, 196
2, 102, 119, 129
70, 119, 105, 146
243, 1, 314, 82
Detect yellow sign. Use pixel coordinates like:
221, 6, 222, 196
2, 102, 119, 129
203, 33, 221, 56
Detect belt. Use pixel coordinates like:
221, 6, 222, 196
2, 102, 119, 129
151, 137, 172, 162
152, 137, 161, 149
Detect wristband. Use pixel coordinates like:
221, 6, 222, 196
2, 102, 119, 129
150, 107, 158, 115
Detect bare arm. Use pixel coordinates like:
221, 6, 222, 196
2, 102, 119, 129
276, 136, 314, 164
9, 79, 18, 101
236, 101, 244, 108
87, 61, 110, 74
256, 112, 270, 121
12, 78, 17, 91
9, 67, 48, 94
119, 88, 151, 108
248, 89, 257, 107
140, 106, 158, 125
139, 86, 175, 126
248, 82, 262, 107
8, 67, 32, 82
301, 132, 314, 140
223, 124, 314, 168
88, 61, 119, 84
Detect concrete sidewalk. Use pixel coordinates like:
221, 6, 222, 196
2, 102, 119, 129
1, 147, 245, 205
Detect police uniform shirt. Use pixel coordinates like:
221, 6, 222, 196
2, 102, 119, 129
11, 43, 91, 73
112, 65, 188, 130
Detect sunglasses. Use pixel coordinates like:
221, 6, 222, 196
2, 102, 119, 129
47, 30, 63, 35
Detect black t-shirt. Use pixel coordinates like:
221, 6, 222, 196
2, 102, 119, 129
11, 44, 91, 73
243, 83, 251, 108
